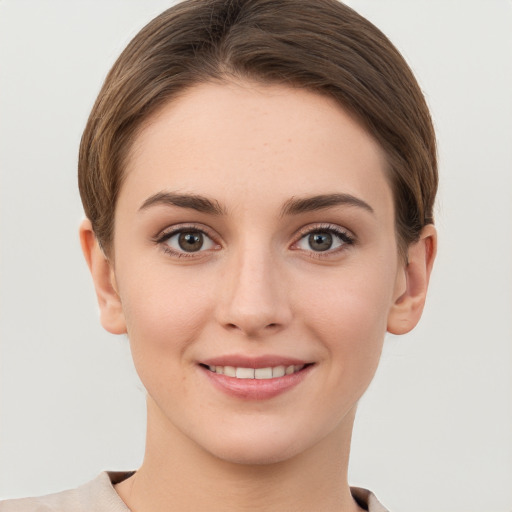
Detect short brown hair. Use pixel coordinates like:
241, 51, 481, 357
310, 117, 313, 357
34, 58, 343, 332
78, 0, 437, 256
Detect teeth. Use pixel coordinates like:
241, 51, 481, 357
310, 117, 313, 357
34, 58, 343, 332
272, 365, 285, 377
224, 366, 236, 377
236, 367, 255, 379
208, 364, 306, 379
254, 367, 272, 379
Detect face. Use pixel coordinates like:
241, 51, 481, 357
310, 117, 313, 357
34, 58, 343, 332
107, 81, 407, 464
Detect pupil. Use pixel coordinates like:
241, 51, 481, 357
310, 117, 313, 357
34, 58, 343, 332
178, 231, 203, 252
309, 232, 332, 251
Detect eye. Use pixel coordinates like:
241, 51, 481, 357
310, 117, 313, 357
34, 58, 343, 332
158, 227, 217, 255
294, 226, 354, 253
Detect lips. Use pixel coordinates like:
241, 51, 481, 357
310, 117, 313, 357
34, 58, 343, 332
199, 356, 314, 400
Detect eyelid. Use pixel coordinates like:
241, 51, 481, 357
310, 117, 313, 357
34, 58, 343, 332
153, 223, 221, 256
290, 223, 356, 254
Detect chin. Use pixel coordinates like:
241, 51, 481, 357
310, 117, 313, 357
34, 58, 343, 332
210, 441, 300, 466
199, 424, 318, 467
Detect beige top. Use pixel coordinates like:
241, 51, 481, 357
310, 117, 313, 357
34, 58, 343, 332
0, 471, 389, 511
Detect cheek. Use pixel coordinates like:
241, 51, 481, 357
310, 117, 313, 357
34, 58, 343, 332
117, 266, 215, 358
118, 274, 216, 406
300, 263, 394, 330
296, 263, 396, 371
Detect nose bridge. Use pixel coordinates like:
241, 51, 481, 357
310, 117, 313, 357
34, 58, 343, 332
216, 235, 291, 336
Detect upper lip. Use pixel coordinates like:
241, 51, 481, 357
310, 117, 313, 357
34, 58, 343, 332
201, 355, 312, 369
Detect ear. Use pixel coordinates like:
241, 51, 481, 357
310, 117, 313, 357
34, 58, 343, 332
387, 224, 437, 335
79, 218, 127, 335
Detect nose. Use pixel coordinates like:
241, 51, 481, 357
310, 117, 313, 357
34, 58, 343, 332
215, 245, 293, 338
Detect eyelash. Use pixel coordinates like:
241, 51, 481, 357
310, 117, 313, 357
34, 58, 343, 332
153, 223, 219, 258
153, 223, 355, 259
292, 224, 356, 258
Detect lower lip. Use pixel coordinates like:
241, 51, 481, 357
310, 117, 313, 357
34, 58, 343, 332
201, 365, 314, 400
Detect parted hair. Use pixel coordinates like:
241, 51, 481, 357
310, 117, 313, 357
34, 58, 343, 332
78, 0, 437, 256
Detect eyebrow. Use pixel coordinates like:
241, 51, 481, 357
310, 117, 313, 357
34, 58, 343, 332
139, 191, 374, 217
280, 193, 374, 217
139, 191, 226, 215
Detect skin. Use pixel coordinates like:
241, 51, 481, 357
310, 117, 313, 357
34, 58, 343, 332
81, 81, 436, 512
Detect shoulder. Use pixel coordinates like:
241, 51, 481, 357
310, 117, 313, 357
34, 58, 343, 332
351, 487, 390, 512
1, 475, 387, 512
0, 472, 133, 512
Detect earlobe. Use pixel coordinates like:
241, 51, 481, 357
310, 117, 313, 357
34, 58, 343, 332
79, 219, 127, 335
387, 224, 437, 335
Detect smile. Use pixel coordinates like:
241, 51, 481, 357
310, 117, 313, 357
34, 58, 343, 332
205, 364, 306, 379
199, 361, 314, 400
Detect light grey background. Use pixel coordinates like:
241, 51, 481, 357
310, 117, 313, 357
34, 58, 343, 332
1, 1, 511, 511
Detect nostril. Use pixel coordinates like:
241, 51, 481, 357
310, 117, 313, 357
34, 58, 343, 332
224, 322, 279, 332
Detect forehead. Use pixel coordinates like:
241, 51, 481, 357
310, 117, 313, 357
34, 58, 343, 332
122, 81, 392, 217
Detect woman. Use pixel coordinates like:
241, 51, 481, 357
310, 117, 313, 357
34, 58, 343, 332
1, 1, 437, 510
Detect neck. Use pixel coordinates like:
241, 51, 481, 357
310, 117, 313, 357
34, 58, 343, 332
115, 398, 363, 512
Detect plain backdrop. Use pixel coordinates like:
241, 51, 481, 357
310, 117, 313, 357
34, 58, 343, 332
1, 1, 511, 511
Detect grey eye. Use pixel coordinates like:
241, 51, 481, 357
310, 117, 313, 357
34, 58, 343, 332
178, 231, 204, 252
296, 229, 347, 253
308, 232, 333, 251
165, 230, 215, 253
